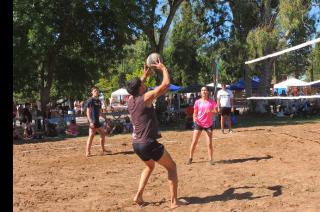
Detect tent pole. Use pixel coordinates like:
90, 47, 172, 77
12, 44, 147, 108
213, 58, 218, 100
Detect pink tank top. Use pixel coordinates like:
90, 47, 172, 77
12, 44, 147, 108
194, 98, 217, 128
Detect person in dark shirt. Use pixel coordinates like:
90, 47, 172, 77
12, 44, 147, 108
21, 103, 32, 125
86, 86, 109, 157
126, 60, 188, 209
23, 122, 35, 140
280, 90, 287, 96
13, 101, 17, 127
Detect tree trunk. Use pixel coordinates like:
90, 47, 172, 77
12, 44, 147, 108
244, 65, 252, 97
255, 59, 274, 113
39, 47, 56, 127
145, 0, 183, 54
258, 59, 274, 96
157, 0, 183, 54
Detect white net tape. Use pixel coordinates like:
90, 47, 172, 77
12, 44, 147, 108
245, 38, 320, 64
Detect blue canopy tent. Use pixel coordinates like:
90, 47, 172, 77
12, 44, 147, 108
152, 84, 181, 92
227, 76, 260, 90
168, 84, 181, 92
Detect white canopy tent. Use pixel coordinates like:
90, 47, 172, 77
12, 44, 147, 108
273, 78, 308, 89
111, 88, 129, 97
110, 88, 129, 106
206, 82, 222, 88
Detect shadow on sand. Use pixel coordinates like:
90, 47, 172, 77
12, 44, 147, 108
215, 155, 273, 164
13, 136, 68, 145
190, 155, 273, 165
182, 185, 283, 204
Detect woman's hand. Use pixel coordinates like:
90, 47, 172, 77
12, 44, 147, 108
150, 58, 166, 72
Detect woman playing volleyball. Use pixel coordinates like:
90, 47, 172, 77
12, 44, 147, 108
187, 86, 218, 165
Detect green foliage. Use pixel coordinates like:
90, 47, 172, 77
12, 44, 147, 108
217, 60, 233, 84
278, 0, 312, 34
126, 68, 156, 88
13, 0, 138, 106
167, 1, 206, 86
13, 0, 319, 104
247, 28, 279, 58
13, 91, 39, 104
312, 42, 320, 80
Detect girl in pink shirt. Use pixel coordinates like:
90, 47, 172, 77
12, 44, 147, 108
187, 86, 217, 165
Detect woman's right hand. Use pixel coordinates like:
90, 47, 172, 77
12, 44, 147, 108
150, 58, 166, 72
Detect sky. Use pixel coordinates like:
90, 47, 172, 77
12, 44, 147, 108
309, 5, 320, 33
157, 2, 320, 37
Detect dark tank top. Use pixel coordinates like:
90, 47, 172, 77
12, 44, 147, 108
127, 95, 160, 143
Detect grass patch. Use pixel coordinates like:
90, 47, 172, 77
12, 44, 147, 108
234, 114, 320, 128
159, 114, 320, 132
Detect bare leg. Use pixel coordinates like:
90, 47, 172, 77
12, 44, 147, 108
189, 130, 202, 161
96, 128, 107, 153
220, 115, 225, 132
228, 114, 232, 131
86, 128, 95, 157
157, 150, 188, 209
203, 130, 213, 162
134, 160, 155, 206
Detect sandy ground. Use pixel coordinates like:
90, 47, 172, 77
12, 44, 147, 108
13, 122, 320, 212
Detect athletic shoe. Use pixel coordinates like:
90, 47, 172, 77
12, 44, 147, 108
228, 129, 233, 134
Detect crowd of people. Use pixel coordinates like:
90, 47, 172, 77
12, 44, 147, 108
270, 86, 320, 117
13, 98, 135, 142
12, 101, 81, 141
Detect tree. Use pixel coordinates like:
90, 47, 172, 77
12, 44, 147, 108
166, 0, 205, 86
13, 1, 137, 111
133, 0, 183, 54
246, 0, 315, 96
312, 42, 320, 80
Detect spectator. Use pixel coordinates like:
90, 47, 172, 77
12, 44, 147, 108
13, 126, 22, 140
280, 90, 287, 96
17, 104, 24, 125
21, 103, 32, 126
188, 94, 196, 106
34, 105, 42, 130
298, 89, 304, 96
80, 100, 84, 116
185, 104, 194, 129
164, 96, 169, 109
217, 83, 234, 134
172, 94, 179, 110
273, 90, 278, 96
123, 116, 133, 133
13, 101, 17, 127
56, 115, 66, 135
65, 119, 79, 136
23, 122, 35, 140
293, 87, 298, 96
45, 120, 58, 137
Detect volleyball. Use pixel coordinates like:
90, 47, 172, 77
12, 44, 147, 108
146, 53, 163, 69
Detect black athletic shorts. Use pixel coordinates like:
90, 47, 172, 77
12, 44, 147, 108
132, 140, 165, 161
194, 122, 213, 132
221, 107, 231, 116
90, 122, 101, 128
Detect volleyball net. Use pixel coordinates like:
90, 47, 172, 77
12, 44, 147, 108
245, 38, 320, 65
